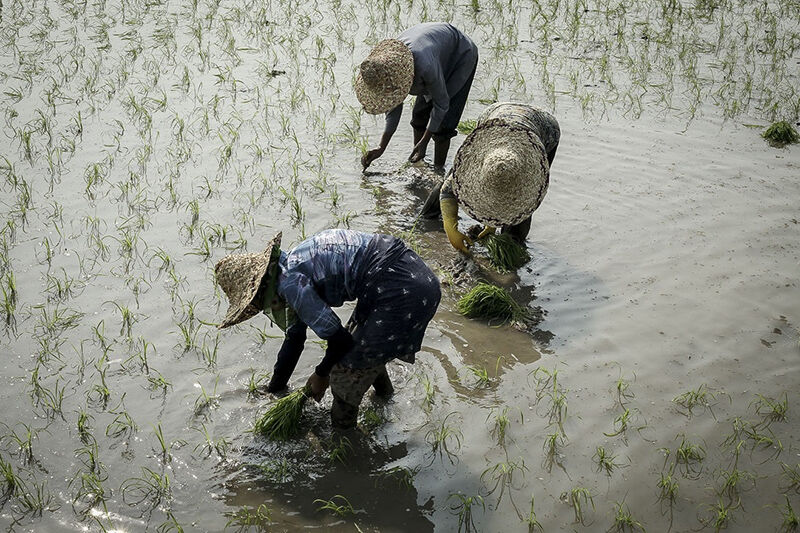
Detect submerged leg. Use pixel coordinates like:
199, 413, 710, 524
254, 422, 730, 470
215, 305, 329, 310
371, 366, 394, 397
419, 181, 443, 219
433, 137, 450, 170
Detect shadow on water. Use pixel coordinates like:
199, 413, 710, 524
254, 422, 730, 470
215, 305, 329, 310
221, 403, 435, 532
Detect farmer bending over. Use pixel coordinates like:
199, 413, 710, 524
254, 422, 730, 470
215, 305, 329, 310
214, 229, 441, 429
429, 102, 560, 252
356, 22, 478, 172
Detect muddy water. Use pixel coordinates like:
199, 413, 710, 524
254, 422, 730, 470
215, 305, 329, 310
1, 0, 799, 531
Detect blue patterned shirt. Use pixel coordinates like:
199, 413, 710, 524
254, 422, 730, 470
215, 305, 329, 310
276, 229, 374, 339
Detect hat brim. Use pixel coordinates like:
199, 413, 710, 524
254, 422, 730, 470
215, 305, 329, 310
216, 232, 282, 329
452, 121, 549, 227
355, 40, 414, 114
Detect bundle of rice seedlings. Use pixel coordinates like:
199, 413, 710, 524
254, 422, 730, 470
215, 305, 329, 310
457, 119, 477, 135
484, 233, 530, 272
254, 385, 310, 440
762, 121, 800, 147
457, 282, 529, 323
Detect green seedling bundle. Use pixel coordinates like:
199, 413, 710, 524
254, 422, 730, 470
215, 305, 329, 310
254, 385, 311, 440
457, 282, 529, 323
483, 233, 530, 272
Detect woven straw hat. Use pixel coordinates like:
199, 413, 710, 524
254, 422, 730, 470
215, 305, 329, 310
355, 39, 414, 114
214, 233, 281, 329
452, 119, 549, 227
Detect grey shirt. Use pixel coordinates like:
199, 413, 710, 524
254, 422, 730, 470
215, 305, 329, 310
384, 23, 478, 135
441, 103, 560, 200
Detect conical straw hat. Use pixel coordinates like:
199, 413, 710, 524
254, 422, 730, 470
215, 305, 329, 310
452, 119, 549, 227
215, 233, 282, 329
355, 39, 414, 114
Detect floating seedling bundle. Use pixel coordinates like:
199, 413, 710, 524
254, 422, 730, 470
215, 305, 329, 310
762, 121, 800, 147
457, 282, 529, 323
483, 233, 530, 272
254, 385, 311, 440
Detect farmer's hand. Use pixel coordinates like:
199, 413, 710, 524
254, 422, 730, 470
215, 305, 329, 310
477, 225, 496, 239
306, 372, 329, 402
444, 224, 472, 253
408, 139, 429, 163
441, 197, 472, 253
361, 147, 385, 169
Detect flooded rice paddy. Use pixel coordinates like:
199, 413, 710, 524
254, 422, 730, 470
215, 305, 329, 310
1, 0, 799, 531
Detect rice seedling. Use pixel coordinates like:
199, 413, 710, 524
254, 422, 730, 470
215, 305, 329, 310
360, 407, 385, 432
762, 121, 799, 147
750, 392, 788, 425
105, 410, 137, 441
488, 407, 516, 447
253, 386, 310, 440
258, 459, 292, 483
4, 424, 39, 466
604, 407, 637, 439
192, 424, 229, 460
524, 495, 544, 532
15, 479, 55, 517
614, 371, 635, 407
672, 384, 721, 418
483, 233, 530, 272
657, 467, 679, 505
225, 504, 272, 531
717, 467, 755, 501
780, 462, 800, 493
314, 494, 355, 517
378, 466, 418, 490
448, 492, 484, 532
457, 282, 530, 323
425, 412, 463, 464
542, 431, 566, 472
702, 496, 738, 532
467, 364, 491, 387
121, 467, 171, 510
417, 372, 436, 410
194, 379, 220, 420
610, 500, 646, 532
480, 458, 528, 506
246, 370, 270, 398
778, 496, 799, 532
561, 486, 594, 525
594, 446, 623, 476
327, 436, 352, 465
153, 423, 185, 464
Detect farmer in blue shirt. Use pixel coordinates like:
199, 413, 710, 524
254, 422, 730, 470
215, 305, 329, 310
356, 22, 479, 171
215, 230, 441, 429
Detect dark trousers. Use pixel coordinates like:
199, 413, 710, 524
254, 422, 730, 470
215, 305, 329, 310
409, 56, 479, 142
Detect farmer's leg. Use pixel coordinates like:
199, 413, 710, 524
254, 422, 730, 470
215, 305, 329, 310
419, 181, 442, 219
329, 365, 385, 429
502, 215, 532, 243
433, 55, 478, 168
410, 97, 433, 151
371, 365, 393, 397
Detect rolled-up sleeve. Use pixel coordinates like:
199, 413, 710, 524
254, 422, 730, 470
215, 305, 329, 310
280, 272, 342, 339
384, 104, 403, 136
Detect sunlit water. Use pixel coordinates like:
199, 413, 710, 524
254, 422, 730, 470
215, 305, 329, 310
0, 0, 798, 531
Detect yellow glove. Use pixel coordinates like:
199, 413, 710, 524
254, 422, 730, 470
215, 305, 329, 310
440, 198, 472, 253
477, 225, 496, 239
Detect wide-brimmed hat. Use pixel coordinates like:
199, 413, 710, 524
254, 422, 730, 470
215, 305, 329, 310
214, 233, 282, 329
452, 119, 549, 227
355, 39, 414, 114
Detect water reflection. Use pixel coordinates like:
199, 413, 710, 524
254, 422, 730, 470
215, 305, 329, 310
223, 410, 435, 531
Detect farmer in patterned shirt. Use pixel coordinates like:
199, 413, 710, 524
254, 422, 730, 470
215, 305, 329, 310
356, 22, 479, 172
424, 102, 561, 252
214, 229, 441, 429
